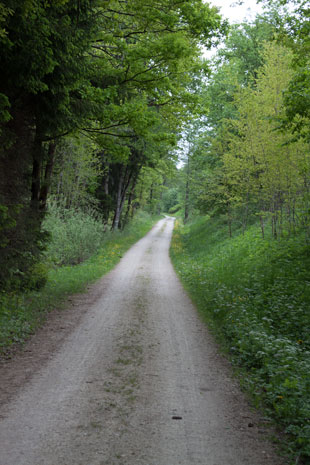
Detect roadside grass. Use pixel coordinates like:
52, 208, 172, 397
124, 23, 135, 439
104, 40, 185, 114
170, 215, 310, 464
0, 212, 160, 355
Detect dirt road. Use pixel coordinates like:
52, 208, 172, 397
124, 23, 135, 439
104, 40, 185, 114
0, 217, 284, 465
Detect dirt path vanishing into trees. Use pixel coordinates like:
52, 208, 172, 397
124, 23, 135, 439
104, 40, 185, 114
0, 217, 286, 465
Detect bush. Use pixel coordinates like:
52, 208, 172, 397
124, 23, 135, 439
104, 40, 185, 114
43, 200, 105, 266
20, 262, 49, 291
169, 203, 181, 214
161, 187, 179, 212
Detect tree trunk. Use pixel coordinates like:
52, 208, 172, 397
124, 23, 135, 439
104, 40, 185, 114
118, 168, 135, 230
242, 190, 249, 235
112, 167, 125, 231
123, 175, 138, 229
228, 209, 232, 238
272, 214, 278, 239
39, 141, 56, 211
157, 185, 164, 215
104, 164, 109, 196
31, 133, 43, 210
260, 215, 265, 239
0, 106, 45, 289
184, 159, 190, 223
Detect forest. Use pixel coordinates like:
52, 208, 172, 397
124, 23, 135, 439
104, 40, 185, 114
0, 0, 309, 462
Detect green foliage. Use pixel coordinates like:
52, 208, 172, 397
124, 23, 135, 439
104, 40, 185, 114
221, 42, 310, 237
50, 136, 102, 209
169, 204, 181, 214
161, 187, 179, 213
0, 0, 226, 283
0, 3, 12, 40
0, 0, 101, 291
0, 204, 16, 247
170, 14, 310, 462
0, 205, 49, 291
0, 0, 229, 283
258, 0, 310, 140
216, 16, 278, 85
43, 199, 105, 265
285, 65, 310, 140
186, 39, 310, 238
25, 262, 49, 290
171, 216, 310, 462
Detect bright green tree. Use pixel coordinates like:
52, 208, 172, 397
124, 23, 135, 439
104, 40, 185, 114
222, 42, 310, 236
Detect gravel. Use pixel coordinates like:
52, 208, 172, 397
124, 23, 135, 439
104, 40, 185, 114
0, 217, 286, 465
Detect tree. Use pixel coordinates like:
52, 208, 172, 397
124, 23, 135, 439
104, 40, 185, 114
0, 0, 101, 289
50, 135, 102, 210
82, 0, 226, 230
222, 42, 309, 237
258, 0, 310, 139
0, 0, 226, 288
216, 15, 278, 84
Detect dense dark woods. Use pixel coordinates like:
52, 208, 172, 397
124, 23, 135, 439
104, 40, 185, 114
1, 0, 310, 462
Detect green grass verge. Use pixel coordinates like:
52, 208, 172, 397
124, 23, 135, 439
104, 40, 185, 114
0, 212, 161, 355
170, 215, 310, 464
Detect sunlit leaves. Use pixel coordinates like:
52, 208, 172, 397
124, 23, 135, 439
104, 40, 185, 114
220, 43, 310, 234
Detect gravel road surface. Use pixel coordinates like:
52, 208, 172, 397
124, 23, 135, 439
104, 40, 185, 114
0, 217, 284, 465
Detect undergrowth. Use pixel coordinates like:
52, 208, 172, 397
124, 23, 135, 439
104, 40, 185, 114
0, 211, 159, 355
43, 199, 106, 266
170, 215, 310, 464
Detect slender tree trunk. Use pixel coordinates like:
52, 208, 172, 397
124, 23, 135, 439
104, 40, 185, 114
228, 207, 232, 238
112, 165, 133, 231
57, 171, 63, 197
184, 159, 190, 223
118, 168, 135, 230
242, 191, 250, 235
272, 214, 278, 239
123, 175, 138, 229
39, 141, 56, 211
100, 160, 110, 229
104, 165, 109, 196
292, 199, 296, 234
31, 133, 43, 210
260, 215, 265, 239
287, 200, 291, 237
157, 185, 164, 215
112, 167, 125, 231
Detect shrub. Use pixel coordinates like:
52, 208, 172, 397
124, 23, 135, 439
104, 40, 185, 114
169, 203, 181, 214
43, 200, 105, 266
17, 262, 49, 291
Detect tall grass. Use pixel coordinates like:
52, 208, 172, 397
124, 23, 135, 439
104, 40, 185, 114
170, 216, 310, 463
0, 210, 159, 355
